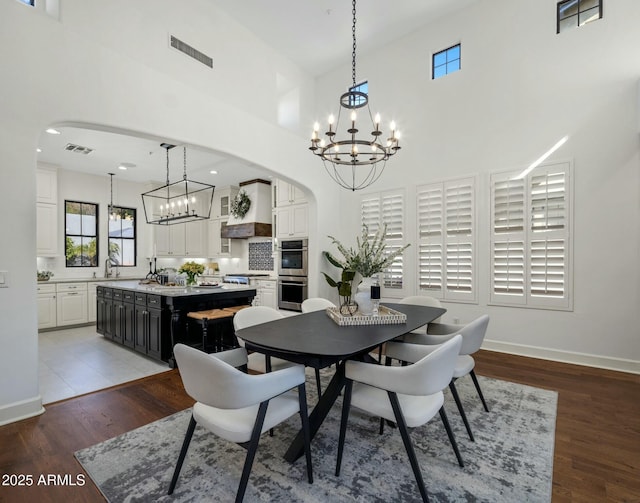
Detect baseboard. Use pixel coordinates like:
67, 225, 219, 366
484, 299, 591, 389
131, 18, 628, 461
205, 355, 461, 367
0, 396, 45, 426
482, 339, 640, 375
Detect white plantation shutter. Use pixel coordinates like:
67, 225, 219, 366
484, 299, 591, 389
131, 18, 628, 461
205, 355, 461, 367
490, 162, 572, 310
360, 190, 407, 296
381, 194, 405, 289
417, 177, 476, 302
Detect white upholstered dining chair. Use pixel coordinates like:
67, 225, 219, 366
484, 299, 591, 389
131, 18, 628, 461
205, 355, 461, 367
233, 306, 321, 435
335, 335, 463, 503
403, 314, 491, 441
168, 344, 313, 502
301, 297, 336, 313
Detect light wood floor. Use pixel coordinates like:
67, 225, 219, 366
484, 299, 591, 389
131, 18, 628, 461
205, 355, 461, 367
0, 350, 638, 502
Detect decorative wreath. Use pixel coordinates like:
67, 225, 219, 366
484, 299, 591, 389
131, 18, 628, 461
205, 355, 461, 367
230, 190, 251, 219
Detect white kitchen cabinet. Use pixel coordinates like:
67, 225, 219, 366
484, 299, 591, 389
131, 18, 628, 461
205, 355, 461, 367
274, 204, 308, 239
155, 221, 206, 257
36, 202, 58, 256
212, 186, 239, 219
251, 279, 277, 309
274, 179, 306, 207
36, 166, 58, 204
87, 282, 98, 323
37, 283, 57, 329
208, 218, 235, 257
155, 224, 186, 256
185, 220, 207, 257
36, 166, 58, 257
56, 282, 88, 326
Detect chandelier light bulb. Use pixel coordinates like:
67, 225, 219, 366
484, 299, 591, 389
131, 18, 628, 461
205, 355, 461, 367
328, 114, 335, 125
390, 121, 396, 132
350, 111, 357, 122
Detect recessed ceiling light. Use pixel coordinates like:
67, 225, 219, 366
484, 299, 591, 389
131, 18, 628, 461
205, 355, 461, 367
45, 128, 61, 135
210, 170, 218, 174
36, 148, 42, 153
118, 162, 136, 170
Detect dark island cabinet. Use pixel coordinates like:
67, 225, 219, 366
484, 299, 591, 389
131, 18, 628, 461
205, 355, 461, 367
97, 283, 256, 364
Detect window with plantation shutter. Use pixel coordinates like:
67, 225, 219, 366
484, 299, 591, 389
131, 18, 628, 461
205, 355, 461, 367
360, 190, 407, 296
417, 177, 476, 303
490, 161, 572, 310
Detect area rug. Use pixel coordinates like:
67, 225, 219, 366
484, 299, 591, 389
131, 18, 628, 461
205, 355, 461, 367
75, 372, 557, 502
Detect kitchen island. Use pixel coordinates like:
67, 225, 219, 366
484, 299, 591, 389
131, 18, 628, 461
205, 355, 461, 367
96, 281, 256, 367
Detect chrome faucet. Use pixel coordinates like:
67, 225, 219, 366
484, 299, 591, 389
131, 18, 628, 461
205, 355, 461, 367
104, 258, 113, 278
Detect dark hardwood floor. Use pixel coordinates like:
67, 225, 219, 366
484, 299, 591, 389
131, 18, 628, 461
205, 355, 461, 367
0, 351, 638, 502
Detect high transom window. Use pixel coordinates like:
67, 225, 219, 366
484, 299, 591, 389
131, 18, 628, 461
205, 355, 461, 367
557, 0, 602, 33
433, 44, 461, 79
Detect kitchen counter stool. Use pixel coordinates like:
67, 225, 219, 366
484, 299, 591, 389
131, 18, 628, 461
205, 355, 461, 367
186, 308, 235, 354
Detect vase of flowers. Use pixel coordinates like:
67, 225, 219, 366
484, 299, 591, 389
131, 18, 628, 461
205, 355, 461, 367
324, 223, 410, 315
178, 261, 204, 286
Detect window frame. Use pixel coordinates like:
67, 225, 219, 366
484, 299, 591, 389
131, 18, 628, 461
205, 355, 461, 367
64, 200, 99, 268
432, 44, 461, 80
557, 0, 603, 34
108, 205, 137, 267
360, 189, 408, 298
489, 161, 573, 311
416, 176, 477, 304
348, 81, 368, 107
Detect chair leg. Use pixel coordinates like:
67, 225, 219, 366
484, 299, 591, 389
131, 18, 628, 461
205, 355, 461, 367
449, 381, 474, 442
236, 401, 269, 503
202, 319, 209, 353
388, 391, 430, 503
298, 383, 313, 484
470, 370, 490, 412
315, 368, 322, 398
379, 355, 393, 435
438, 407, 464, 467
335, 380, 353, 477
168, 414, 197, 495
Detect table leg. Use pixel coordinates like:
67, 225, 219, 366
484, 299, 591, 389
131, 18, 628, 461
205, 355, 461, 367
284, 362, 346, 463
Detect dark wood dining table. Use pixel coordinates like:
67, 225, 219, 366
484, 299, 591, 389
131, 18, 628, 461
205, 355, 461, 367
236, 302, 446, 462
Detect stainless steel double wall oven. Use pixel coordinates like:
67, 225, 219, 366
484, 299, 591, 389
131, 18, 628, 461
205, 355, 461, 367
277, 238, 308, 311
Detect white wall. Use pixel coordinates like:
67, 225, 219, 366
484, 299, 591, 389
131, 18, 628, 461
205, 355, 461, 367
0, 0, 338, 425
315, 0, 640, 371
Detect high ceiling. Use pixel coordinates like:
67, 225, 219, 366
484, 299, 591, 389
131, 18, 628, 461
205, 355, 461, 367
36, 1, 476, 187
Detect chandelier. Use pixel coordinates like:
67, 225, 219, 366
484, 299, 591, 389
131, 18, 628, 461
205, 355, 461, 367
309, 0, 401, 191
142, 143, 215, 225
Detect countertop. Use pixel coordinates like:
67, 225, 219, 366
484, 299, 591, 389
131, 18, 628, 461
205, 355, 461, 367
95, 280, 256, 297
37, 276, 142, 284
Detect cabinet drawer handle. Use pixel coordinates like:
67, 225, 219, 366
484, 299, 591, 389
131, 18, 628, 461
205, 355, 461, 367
67, 292, 78, 296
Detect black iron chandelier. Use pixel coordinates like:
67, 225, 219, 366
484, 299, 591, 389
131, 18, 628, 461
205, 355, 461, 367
309, 0, 401, 191
141, 143, 215, 225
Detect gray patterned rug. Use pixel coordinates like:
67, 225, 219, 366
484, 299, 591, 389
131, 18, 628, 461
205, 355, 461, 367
75, 372, 557, 502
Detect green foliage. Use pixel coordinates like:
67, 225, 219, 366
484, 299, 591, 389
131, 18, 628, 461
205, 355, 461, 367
326, 223, 410, 277
322, 251, 356, 300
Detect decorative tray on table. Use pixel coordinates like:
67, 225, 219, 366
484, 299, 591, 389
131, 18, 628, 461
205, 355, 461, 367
326, 306, 407, 326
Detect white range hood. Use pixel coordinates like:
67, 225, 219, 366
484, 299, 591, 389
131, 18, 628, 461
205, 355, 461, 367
222, 179, 273, 238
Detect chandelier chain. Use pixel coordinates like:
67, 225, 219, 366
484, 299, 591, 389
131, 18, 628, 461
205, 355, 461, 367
183, 146, 187, 180
351, 0, 357, 88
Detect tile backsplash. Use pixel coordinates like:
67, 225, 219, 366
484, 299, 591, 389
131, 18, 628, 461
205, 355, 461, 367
248, 241, 274, 271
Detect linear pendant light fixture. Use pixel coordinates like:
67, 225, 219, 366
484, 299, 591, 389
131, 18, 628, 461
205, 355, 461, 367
142, 143, 215, 225
108, 172, 120, 221
309, 0, 401, 191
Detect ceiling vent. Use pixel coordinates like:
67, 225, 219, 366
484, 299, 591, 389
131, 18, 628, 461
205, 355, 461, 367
64, 143, 94, 155
170, 35, 213, 69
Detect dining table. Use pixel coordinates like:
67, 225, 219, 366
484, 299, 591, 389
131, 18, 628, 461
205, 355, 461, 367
236, 302, 446, 463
